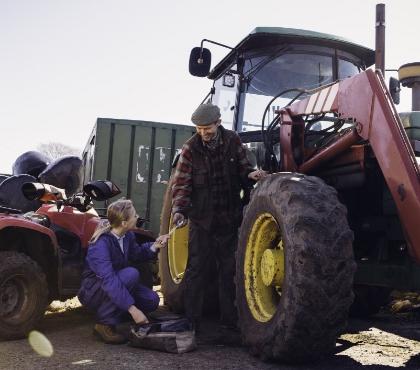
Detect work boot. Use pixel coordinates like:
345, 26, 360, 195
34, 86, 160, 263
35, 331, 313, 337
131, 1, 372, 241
93, 324, 127, 344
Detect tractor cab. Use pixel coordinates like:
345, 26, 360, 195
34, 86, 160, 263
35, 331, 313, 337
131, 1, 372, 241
190, 27, 375, 136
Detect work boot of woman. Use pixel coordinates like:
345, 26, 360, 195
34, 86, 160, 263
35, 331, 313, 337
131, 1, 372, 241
93, 323, 127, 344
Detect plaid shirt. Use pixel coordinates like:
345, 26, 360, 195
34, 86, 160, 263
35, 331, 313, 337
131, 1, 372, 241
171, 127, 253, 225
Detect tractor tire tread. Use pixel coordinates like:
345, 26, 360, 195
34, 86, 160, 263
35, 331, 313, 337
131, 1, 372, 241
236, 173, 355, 363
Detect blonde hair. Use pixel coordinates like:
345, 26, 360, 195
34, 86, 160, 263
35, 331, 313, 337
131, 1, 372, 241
90, 198, 136, 243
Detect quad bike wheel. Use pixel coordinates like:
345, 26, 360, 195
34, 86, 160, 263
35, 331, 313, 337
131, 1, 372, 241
0, 251, 48, 340
236, 173, 355, 362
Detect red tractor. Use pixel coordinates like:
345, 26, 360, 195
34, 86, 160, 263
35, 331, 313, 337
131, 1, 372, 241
0, 180, 155, 340
159, 4, 420, 362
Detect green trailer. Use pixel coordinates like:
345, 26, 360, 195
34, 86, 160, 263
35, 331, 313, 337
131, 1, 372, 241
82, 117, 195, 235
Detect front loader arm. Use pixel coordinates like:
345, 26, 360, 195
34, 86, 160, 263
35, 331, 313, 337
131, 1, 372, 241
279, 69, 420, 261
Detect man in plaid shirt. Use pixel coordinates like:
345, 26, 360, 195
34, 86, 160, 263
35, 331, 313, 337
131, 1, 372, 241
171, 103, 267, 333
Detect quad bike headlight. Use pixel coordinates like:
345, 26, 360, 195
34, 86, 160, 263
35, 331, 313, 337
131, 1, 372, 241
22, 182, 66, 201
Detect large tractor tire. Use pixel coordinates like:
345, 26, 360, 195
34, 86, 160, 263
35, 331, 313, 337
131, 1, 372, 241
159, 180, 188, 312
0, 251, 49, 340
236, 173, 355, 363
159, 174, 218, 313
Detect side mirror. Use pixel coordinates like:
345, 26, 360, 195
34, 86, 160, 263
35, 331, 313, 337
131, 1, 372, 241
189, 47, 211, 77
389, 77, 401, 105
83, 180, 121, 201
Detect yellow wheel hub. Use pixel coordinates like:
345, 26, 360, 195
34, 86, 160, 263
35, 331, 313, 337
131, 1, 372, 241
261, 249, 284, 287
244, 213, 284, 322
168, 217, 189, 284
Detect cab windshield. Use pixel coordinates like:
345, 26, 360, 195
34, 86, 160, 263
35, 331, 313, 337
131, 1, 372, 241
238, 48, 360, 132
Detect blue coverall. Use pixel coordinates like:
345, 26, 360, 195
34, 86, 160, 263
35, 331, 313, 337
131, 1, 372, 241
77, 231, 159, 325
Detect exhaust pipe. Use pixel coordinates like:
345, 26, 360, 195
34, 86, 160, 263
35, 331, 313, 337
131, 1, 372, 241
375, 3, 385, 75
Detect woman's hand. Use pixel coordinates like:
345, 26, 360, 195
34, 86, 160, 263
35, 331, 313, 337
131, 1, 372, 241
154, 234, 170, 249
128, 305, 149, 324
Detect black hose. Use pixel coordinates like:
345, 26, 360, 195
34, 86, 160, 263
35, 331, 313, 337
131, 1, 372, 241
260, 88, 308, 171
260, 81, 341, 171
261, 88, 307, 134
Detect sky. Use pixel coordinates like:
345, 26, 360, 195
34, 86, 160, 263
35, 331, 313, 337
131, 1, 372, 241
1, 0, 419, 174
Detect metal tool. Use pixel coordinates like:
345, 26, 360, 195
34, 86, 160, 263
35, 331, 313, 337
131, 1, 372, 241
168, 220, 185, 236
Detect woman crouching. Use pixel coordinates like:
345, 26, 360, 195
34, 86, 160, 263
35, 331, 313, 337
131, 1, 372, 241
78, 199, 168, 344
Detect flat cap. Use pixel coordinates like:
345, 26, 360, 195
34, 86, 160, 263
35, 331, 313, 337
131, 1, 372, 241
191, 103, 221, 126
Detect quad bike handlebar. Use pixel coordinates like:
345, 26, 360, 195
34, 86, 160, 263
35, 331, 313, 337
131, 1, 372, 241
21, 180, 122, 213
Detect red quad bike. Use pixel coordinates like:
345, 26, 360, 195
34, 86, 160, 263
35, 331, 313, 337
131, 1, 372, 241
0, 180, 155, 340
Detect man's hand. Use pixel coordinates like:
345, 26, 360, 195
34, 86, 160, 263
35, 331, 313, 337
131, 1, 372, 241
172, 212, 187, 227
248, 169, 268, 181
128, 305, 149, 324
154, 234, 170, 249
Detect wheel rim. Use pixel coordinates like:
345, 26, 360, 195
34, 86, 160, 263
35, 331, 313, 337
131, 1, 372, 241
244, 213, 284, 322
0, 274, 29, 320
168, 216, 189, 284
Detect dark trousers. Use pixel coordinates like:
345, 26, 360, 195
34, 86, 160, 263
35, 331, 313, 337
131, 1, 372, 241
184, 221, 238, 327
91, 267, 159, 326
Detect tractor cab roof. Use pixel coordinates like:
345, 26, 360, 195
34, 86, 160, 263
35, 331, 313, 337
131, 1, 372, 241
208, 27, 375, 79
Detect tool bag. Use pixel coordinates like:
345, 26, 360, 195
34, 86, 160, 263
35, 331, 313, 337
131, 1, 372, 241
128, 318, 196, 354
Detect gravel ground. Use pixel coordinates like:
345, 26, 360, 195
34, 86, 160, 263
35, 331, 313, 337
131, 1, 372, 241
1, 297, 420, 370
